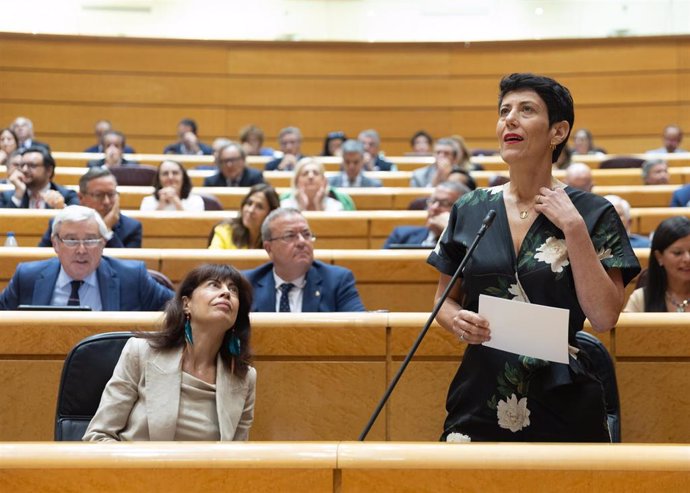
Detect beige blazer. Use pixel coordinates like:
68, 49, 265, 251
83, 337, 256, 441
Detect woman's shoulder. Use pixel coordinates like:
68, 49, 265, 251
184, 193, 206, 211
623, 287, 646, 312
456, 186, 503, 209
139, 195, 158, 211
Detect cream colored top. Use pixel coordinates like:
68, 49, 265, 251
624, 288, 645, 312
174, 372, 220, 441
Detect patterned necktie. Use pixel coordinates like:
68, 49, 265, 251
68, 280, 84, 306
279, 283, 294, 312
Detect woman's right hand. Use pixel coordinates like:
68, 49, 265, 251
452, 309, 491, 344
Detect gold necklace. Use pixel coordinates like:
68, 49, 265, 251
519, 210, 530, 220
666, 293, 689, 312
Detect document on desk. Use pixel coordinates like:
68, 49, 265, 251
478, 294, 569, 364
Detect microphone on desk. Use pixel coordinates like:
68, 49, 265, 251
358, 209, 496, 441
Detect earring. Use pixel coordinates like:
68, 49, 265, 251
549, 142, 557, 151
184, 313, 193, 345
228, 330, 241, 356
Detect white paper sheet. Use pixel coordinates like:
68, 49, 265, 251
478, 294, 570, 364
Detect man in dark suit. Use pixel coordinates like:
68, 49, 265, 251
327, 139, 382, 188
84, 120, 136, 153
86, 131, 139, 168
264, 127, 304, 171
163, 118, 213, 155
37, 167, 142, 248
384, 181, 468, 248
0, 205, 172, 311
244, 208, 365, 312
358, 129, 396, 171
10, 116, 50, 151
671, 183, 690, 207
1, 146, 79, 209
203, 142, 264, 187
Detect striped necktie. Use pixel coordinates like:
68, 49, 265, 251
68, 280, 84, 306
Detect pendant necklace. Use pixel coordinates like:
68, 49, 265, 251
519, 210, 529, 220
666, 293, 689, 312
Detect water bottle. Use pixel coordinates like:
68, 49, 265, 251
4, 232, 18, 247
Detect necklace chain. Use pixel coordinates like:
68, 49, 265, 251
666, 293, 689, 312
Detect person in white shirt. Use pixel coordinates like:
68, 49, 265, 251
140, 160, 205, 211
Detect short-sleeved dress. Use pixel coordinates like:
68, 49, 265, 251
427, 185, 640, 442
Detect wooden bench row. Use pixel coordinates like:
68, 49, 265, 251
0, 208, 684, 249
0, 312, 687, 444
0, 247, 651, 312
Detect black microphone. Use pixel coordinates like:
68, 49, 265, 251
358, 209, 497, 441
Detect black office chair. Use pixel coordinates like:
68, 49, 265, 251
54, 332, 134, 441
110, 165, 158, 186
575, 331, 622, 442
599, 157, 645, 169
199, 193, 224, 211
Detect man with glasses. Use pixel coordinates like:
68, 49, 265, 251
264, 127, 304, 171
37, 167, 142, 248
1, 146, 79, 209
384, 182, 468, 248
203, 142, 264, 187
0, 205, 173, 310
244, 208, 365, 312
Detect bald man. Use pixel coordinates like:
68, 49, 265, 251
564, 162, 593, 192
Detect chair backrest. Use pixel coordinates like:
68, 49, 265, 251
408, 197, 428, 210
599, 157, 645, 169
147, 268, 175, 291
635, 268, 649, 290
199, 193, 224, 211
110, 165, 158, 186
575, 331, 621, 442
54, 332, 134, 441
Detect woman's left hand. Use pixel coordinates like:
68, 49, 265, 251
534, 186, 582, 232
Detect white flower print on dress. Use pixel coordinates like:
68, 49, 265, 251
496, 393, 531, 432
446, 432, 472, 443
596, 247, 613, 261
508, 283, 527, 302
534, 236, 569, 273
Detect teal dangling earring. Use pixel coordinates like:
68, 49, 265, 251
184, 313, 193, 345
228, 330, 240, 356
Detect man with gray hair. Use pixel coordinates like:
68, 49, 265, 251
11, 116, 50, 151
410, 137, 460, 187
265, 126, 304, 171
604, 195, 650, 248
358, 129, 396, 171
641, 159, 669, 185
0, 205, 173, 310
328, 139, 382, 188
243, 208, 365, 312
203, 141, 264, 187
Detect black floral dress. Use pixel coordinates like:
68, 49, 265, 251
427, 186, 640, 442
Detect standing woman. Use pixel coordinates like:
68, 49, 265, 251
428, 73, 640, 442
83, 264, 256, 441
208, 183, 280, 249
624, 216, 690, 312
140, 160, 205, 211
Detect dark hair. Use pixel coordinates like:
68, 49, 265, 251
143, 264, 253, 377
79, 166, 115, 193
226, 183, 281, 248
239, 124, 265, 145
322, 131, 347, 156
22, 145, 56, 178
179, 118, 198, 135
153, 160, 192, 199
102, 130, 126, 148
644, 217, 690, 312
447, 168, 477, 190
498, 73, 574, 164
0, 127, 19, 148
410, 130, 433, 148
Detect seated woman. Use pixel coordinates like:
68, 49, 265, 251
208, 183, 280, 249
0, 128, 19, 166
281, 158, 354, 211
322, 131, 346, 157
140, 160, 205, 211
83, 264, 256, 441
408, 130, 433, 155
624, 216, 690, 312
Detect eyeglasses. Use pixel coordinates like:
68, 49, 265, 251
56, 237, 104, 248
219, 156, 243, 165
84, 191, 118, 201
267, 230, 316, 244
19, 162, 44, 170
426, 198, 455, 208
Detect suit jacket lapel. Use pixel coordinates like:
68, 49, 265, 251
301, 264, 322, 312
33, 259, 60, 305
254, 268, 276, 312
96, 258, 120, 310
216, 357, 243, 440
145, 348, 183, 440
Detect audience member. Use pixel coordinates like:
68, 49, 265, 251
1, 146, 79, 209
447, 168, 477, 190
244, 208, 365, 312
384, 182, 468, 248
84, 120, 135, 153
83, 263, 255, 441
670, 183, 690, 207
564, 162, 594, 192
624, 216, 690, 312
164, 118, 213, 155
0, 205, 173, 310
641, 158, 670, 185
603, 195, 650, 248
87, 131, 138, 168
409, 130, 433, 155
281, 158, 352, 211
647, 124, 685, 154
410, 137, 459, 187
358, 129, 396, 171
553, 145, 572, 169
239, 124, 273, 157
0, 150, 22, 184
203, 142, 264, 187
327, 139, 382, 188
449, 135, 480, 171
322, 131, 347, 157
208, 184, 280, 250
38, 167, 142, 248
571, 128, 605, 155
140, 160, 205, 211
0, 128, 19, 166
10, 116, 49, 151
265, 127, 304, 171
